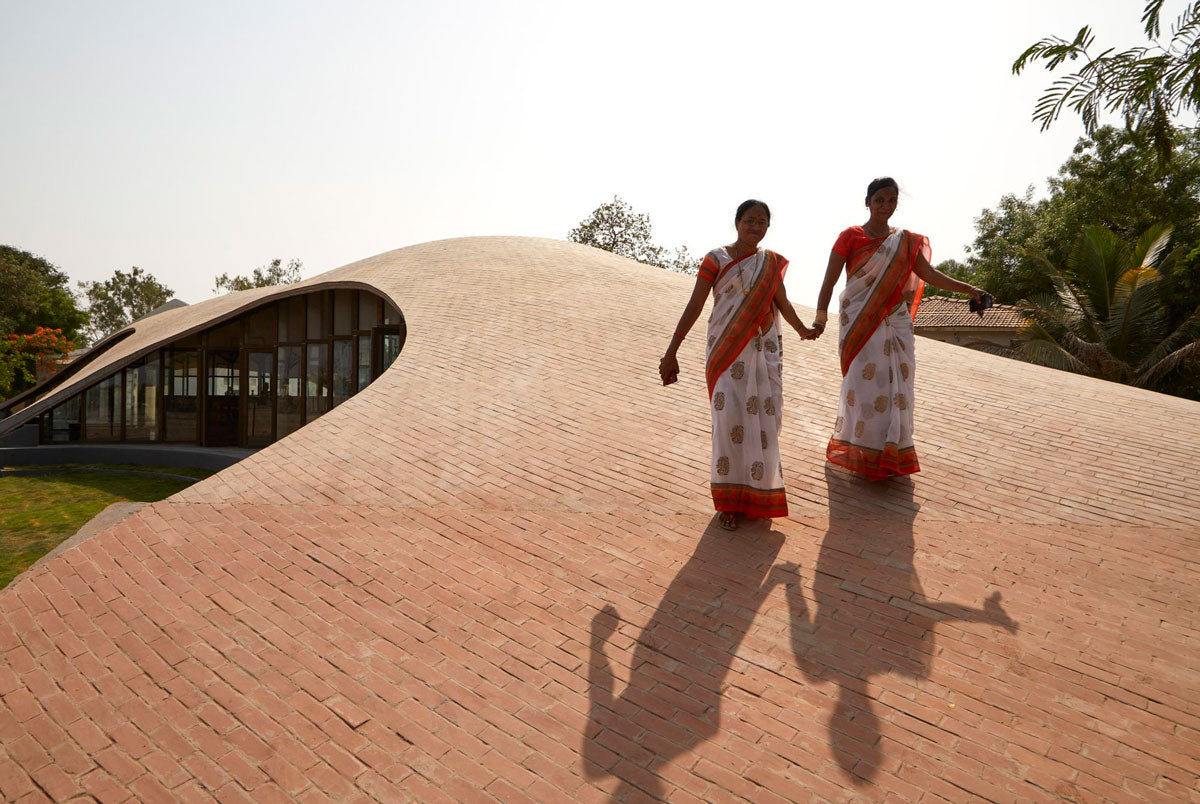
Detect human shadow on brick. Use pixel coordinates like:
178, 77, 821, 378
583, 520, 787, 800
775, 466, 1017, 784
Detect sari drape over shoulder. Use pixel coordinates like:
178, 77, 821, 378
701, 248, 789, 518
826, 228, 929, 480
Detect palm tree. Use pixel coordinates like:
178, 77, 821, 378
1019, 223, 1200, 395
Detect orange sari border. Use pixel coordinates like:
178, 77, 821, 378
839, 232, 928, 376
826, 438, 920, 481
706, 251, 787, 399
711, 483, 789, 518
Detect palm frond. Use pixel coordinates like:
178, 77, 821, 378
1024, 249, 1095, 326
1144, 0, 1167, 38
1013, 28, 1094, 75
1131, 222, 1174, 268
1135, 339, 1200, 388
1069, 227, 1128, 315
1107, 266, 1167, 361
1020, 320, 1093, 375
1018, 292, 1080, 337
1134, 305, 1200, 386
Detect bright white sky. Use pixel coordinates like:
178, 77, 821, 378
0, 1, 1159, 308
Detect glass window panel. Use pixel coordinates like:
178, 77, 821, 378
207, 319, 241, 349
245, 304, 277, 346
47, 396, 81, 443
381, 333, 402, 373
357, 335, 372, 391
245, 351, 274, 447
84, 374, 121, 441
207, 353, 240, 398
358, 293, 379, 329
124, 357, 160, 441
276, 346, 302, 437
383, 301, 401, 326
305, 343, 329, 423
333, 290, 353, 336
332, 339, 352, 409
307, 291, 327, 340
278, 296, 305, 342
164, 350, 198, 441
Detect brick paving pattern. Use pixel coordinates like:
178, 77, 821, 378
1, 237, 1198, 802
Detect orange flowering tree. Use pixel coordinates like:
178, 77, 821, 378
0, 327, 74, 400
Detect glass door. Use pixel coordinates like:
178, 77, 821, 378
243, 351, 274, 447
204, 350, 240, 446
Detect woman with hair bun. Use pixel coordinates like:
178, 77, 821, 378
660, 200, 814, 530
810, 178, 987, 480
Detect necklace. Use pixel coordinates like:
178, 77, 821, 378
863, 223, 890, 239
726, 247, 759, 297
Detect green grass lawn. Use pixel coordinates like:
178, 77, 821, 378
0, 466, 212, 590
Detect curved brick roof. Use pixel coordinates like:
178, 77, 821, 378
1, 237, 1197, 801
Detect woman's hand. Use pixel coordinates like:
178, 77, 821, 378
659, 353, 679, 385
794, 322, 817, 340
808, 310, 828, 340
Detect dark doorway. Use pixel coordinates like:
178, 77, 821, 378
243, 350, 274, 447
204, 350, 240, 446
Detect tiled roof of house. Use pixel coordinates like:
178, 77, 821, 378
914, 294, 1027, 328
0, 237, 1197, 801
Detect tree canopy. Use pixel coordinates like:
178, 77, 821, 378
1013, 0, 1200, 168
79, 267, 174, 343
569, 197, 697, 275
0, 328, 74, 400
0, 246, 88, 343
938, 125, 1200, 330
214, 258, 303, 294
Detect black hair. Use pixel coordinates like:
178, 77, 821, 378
865, 177, 899, 206
735, 199, 771, 224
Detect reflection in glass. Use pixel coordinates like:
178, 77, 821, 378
47, 397, 81, 443
332, 339, 352, 409
276, 346, 302, 437
124, 358, 159, 441
305, 343, 329, 423
207, 353, 240, 397
381, 333, 402, 373
357, 335, 371, 391
246, 351, 273, 446
85, 375, 121, 441
164, 350, 198, 441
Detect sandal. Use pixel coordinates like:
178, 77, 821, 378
718, 512, 739, 531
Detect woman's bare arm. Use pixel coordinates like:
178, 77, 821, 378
811, 250, 847, 338
659, 275, 713, 383
913, 252, 983, 299
773, 282, 814, 339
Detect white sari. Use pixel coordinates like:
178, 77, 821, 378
827, 229, 927, 480
703, 248, 789, 517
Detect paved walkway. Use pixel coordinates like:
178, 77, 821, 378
1, 238, 1198, 802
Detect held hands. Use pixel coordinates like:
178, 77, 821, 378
794, 323, 819, 340
805, 310, 828, 340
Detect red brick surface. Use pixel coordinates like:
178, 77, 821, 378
2, 237, 1199, 801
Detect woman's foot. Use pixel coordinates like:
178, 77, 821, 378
718, 512, 739, 531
